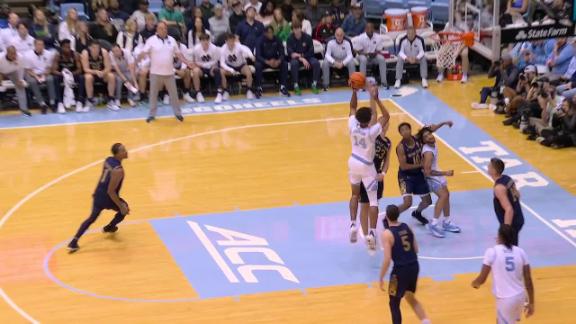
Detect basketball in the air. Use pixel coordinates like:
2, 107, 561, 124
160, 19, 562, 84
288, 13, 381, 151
349, 72, 366, 89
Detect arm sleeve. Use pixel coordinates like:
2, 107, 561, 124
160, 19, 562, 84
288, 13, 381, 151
219, 47, 234, 72
325, 41, 335, 64
483, 247, 496, 266
398, 39, 407, 60
518, 248, 529, 266
240, 44, 255, 61
342, 42, 353, 65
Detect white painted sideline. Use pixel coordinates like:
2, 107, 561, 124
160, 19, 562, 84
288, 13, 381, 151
388, 100, 576, 249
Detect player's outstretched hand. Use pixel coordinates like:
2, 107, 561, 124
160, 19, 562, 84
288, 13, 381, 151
446, 121, 454, 128
368, 84, 379, 99
445, 170, 454, 177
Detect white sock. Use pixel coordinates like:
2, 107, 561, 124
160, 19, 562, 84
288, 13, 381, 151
443, 216, 452, 224
431, 218, 439, 226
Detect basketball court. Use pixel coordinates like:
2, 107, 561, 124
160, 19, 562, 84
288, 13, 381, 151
1, 75, 576, 323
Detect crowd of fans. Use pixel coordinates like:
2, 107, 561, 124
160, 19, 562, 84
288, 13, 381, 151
0, 0, 444, 117
472, 37, 576, 149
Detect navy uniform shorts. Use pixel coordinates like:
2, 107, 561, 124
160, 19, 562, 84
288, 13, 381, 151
360, 180, 383, 203
92, 194, 128, 214
389, 262, 419, 298
398, 171, 430, 196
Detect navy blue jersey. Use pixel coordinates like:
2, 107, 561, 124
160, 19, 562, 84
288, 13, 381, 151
493, 175, 524, 228
94, 157, 123, 200
397, 136, 423, 175
374, 136, 392, 174
389, 223, 418, 267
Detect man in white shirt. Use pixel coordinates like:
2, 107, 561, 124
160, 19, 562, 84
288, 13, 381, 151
192, 33, 222, 103
395, 26, 428, 89
355, 23, 387, 88
10, 23, 35, 55
322, 28, 355, 90
472, 225, 535, 324
24, 39, 56, 113
220, 33, 256, 100
0, 12, 19, 51
137, 21, 193, 123
0, 46, 30, 116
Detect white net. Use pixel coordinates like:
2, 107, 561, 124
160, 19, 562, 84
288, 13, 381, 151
434, 35, 463, 70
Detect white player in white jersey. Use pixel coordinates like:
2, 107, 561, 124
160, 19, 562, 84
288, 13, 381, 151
418, 124, 461, 238
219, 33, 255, 100
348, 79, 389, 250
472, 225, 535, 323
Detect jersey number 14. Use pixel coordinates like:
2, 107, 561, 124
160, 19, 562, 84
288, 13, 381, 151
354, 136, 367, 149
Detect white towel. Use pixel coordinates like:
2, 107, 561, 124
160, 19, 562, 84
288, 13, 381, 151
62, 69, 76, 109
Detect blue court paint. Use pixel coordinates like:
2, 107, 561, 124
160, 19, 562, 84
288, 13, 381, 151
151, 190, 576, 299
394, 91, 576, 247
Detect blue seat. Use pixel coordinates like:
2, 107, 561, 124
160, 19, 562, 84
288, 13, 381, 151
60, 3, 89, 20
0, 19, 7, 29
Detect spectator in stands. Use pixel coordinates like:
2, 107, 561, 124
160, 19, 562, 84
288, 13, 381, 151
188, 17, 211, 48
30, 9, 57, 50
10, 23, 35, 55
75, 21, 93, 54
355, 22, 387, 88
119, 0, 139, 17
228, 0, 245, 35
0, 12, 19, 47
235, 6, 265, 51
322, 27, 354, 91
159, 0, 186, 39
255, 26, 290, 98
191, 33, 222, 102
341, 2, 365, 38
280, 0, 294, 22
546, 38, 575, 80
200, 0, 214, 22
258, 1, 275, 26
270, 8, 291, 42
395, 26, 427, 89
313, 11, 336, 44
191, 6, 209, 31
245, 0, 263, 13
90, 8, 119, 45
117, 19, 143, 53
505, 0, 529, 21
539, 98, 576, 148
328, 0, 346, 27
92, 0, 110, 12
557, 61, 576, 101
59, 8, 78, 51
81, 41, 118, 111
24, 39, 56, 114
292, 10, 312, 36
530, 39, 555, 65
0, 46, 30, 116
110, 44, 139, 107
287, 21, 320, 95
209, 4, 230, 46
131, 0, 153, 32
51, 39, 84, 113
140, 13, 157, 41
108, 0, 130, 22
307, 0, 323, 27
220, 33, 256, 100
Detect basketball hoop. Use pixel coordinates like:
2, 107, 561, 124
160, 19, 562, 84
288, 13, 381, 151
432, 31, 475, 70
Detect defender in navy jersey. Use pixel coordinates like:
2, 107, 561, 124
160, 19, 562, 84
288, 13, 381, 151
488, 158, 525, 246
395, 121, 453, 225
379, 205, 430, 324
68, 143, 130, 252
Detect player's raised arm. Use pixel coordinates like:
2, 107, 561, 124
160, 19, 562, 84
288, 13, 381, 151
368, 83, 378, 126
349, 88, 358, 116
429, 120, 453, 132
374, 96, 390, 131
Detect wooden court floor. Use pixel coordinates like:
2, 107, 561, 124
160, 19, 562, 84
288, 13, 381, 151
0, 90, 575, 323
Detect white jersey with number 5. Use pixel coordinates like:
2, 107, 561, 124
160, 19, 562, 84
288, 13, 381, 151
483, 244, 529, 298
348, 115, 382, 162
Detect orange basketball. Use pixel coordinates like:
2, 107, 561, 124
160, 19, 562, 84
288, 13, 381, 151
349, 72, 366, 89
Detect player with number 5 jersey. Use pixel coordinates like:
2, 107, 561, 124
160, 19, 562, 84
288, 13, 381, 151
472, 225, 535, 324
347, 79, 390, 247
67, 143, 130, 252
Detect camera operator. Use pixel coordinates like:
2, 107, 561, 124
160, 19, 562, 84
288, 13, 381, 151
504, 77, 553, 128
540, 99, 576, 148
475, 56, 519, 111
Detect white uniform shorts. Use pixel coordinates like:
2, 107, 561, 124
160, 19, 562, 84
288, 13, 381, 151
496, 292, 525, 324
348, 156, 378, 207
426, 176, 447, 193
